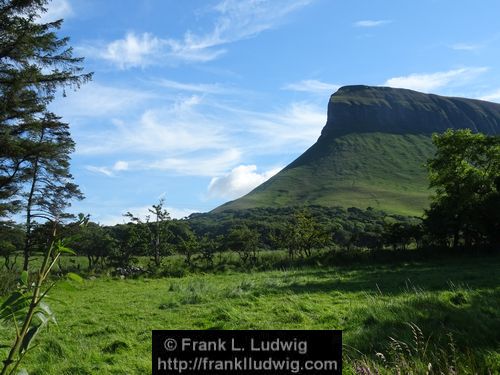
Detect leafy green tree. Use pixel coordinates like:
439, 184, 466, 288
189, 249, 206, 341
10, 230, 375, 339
383, 222, 415, 251
424, 129, 500, 249
0, 220, 23, 269
125, 199, 172, 267
283, 210, 328, 258
196, 235, 220, 267
107, 222, 147, 267
69, 222, 115, 270
147, 199, 171, 266
225, 224, 259, 264
355, 231, 383, 250
332, 228, 354, 250
169, 220, 198, 267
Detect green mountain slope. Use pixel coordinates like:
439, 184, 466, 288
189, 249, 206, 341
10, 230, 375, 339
215, 86, 500, 216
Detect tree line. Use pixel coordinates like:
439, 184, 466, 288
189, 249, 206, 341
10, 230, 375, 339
1, 129, 499, 273
0, 1, 498, 276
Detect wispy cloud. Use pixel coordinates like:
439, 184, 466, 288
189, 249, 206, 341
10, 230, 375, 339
85, 147, 242, 178
208, 164, 282, 199
384, 67, 489, 92
230, 101, 326, 152
450, 42, 483, 51
86, 161, 129, 177
353, 19, 391, 28
283, 79, 340, 94
146, 148, 242, 176
76, 95, 229, 155
89, 0, 313, 68
156, 79, 228, 94
73, 81, 325, 179
55, 82, 155, 118
37, 0, 73, 23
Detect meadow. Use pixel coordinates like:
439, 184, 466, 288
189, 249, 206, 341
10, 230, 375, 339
1, 253, 499, 374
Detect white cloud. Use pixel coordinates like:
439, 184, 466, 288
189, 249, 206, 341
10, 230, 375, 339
101, 32, 164, 69
85, 160, 129, 177
90, 0, 312, 67
283, 79, 340, 94
353, 20, 391, 28
75, 89, 325, 179
384, 67, 489, 92
113, 161, 129, 171
229, 101, 326, 152
208, 164, 282, 199
76, 95, 229, 155
166, 0, 313, 62
157, 79, 227, 94
37, 0, 73, 23
85, 165, 114, 177
86, 148, 242, 178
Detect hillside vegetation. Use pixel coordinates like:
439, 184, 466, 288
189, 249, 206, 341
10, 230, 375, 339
218, 133, 434, 215
217, 86, 500, 215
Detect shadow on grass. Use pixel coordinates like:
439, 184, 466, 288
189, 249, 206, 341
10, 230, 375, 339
259, 255, 500, 297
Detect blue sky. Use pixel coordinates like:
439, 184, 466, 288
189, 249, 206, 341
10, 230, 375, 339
43, 0, 500, 224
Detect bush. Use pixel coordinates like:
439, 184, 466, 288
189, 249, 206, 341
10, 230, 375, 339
0, 269, 18, 296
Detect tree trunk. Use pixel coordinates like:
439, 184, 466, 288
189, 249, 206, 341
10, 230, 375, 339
23, 155, 40, 271
22, 129, 45, 271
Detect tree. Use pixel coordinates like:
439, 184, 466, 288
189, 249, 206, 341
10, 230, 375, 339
170, 221, 198, 267
148, 199, 171, 267
383, 222, 415, 251
21, 113, 83, 270
125, 199, 172, 267
196, 235, 219, 267
69, 222, 115, 270
0, 220, 23, 269
225, 224, 259, 264
0, 0, 92, 269
107, 223, 146, 267
424, 129, 500, 249
282, 210, 328, 258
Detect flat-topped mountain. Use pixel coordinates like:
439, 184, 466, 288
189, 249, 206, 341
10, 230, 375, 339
322, 85, 500, 137
214, 85, 500, 215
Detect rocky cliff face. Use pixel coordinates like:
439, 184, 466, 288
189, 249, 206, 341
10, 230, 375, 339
321, 85, 500, 139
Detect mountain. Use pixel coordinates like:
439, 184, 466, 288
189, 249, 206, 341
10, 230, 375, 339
214, 85, 500, 216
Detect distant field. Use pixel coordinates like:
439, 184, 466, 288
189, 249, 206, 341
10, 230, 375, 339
1, 255, 499, 374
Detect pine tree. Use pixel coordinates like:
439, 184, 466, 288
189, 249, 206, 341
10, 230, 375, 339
0, 0, 92, 269
21, 112, 83, 270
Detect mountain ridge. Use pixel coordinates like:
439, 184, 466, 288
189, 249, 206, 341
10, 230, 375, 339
214, 85, 500, 215
322, 85, 500, 137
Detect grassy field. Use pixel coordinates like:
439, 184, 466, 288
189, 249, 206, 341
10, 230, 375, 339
1, 254, 499, 374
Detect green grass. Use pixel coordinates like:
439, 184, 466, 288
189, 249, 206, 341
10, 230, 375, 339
216, 133, 436, 216
1, 255, 499, 374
